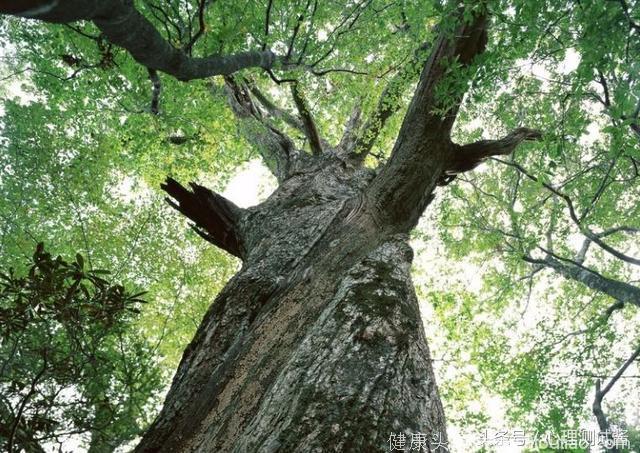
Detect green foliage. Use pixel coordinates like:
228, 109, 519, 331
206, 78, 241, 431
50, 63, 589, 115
418, 1, 640, 449
0, 244, 161, 451
1, 0, 639, 451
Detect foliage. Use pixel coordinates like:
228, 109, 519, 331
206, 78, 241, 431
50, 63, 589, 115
0, 0, 639, 451
414, 0, 640, 449
0, 244, 161, 452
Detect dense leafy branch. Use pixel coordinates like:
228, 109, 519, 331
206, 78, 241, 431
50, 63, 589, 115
1, 1, 279, 81
590, 69, 640, 140
349, 40, 433, 160
0, 244, 159, 452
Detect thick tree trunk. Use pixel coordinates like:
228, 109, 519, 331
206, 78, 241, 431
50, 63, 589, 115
137, 158, 448, 452
133, 6, 507, 452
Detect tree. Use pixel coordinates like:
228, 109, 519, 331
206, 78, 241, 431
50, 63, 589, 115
1, 0, 638, 452
0, 244, 161, 452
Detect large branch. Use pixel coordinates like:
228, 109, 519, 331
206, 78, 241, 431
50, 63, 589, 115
366, 6, 489, 230
290, 83, 324, 156
438, 128, 542, 184
2, 1, 279, 81
524, 255, 640, 309
161, 177, 246, 259
223, 77, 295, 182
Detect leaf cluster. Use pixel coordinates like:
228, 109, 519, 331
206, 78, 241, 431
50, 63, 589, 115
0, 244, 161, 452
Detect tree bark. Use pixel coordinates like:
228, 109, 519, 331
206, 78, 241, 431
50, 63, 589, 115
139, 157, 447, 452
0, 1, 278, 81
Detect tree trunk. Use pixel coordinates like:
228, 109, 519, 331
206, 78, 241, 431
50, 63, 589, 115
137, 159, 448, 452
132, 6, 510, 451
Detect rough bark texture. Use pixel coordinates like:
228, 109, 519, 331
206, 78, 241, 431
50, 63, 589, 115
139, 153, 448, 452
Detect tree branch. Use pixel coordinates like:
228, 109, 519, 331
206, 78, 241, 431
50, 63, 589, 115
0, 398, 46, 453
348, 40, 433, 160
247, 81, 334, 154
575, 238, 591, 264
366, 6, 489, 231
223, 77, 295, 181
599, 342, 640, 398
523, 253, 640, 308
263, 0, 273, 45
8, 353, 48, 453
183, 0, 208, 55
161, 177, 246, 259
148, 68, 161, 115
440, 128, 542, 184
496, 158, 640, 266
337, 103, 362, 153
597, 226, 640, 237
593, 342, 640, 451
248, 83, 305, 132
290, 83, 323, 156
1, 1, 280, 81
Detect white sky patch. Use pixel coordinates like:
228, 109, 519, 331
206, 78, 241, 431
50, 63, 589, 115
317, 29, 328, 41
558, 48, 581, 74
461, 117, 484, 134
272, 40, 289, 55
566, 232, 586, 253
579, 119, 603, 146
514, 58, 551, 87
222, 159, 276, 208
0, 42, 40, 107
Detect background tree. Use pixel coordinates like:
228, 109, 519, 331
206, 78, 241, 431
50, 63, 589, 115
0, 244, 160, 452
417, 1, 640, 450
